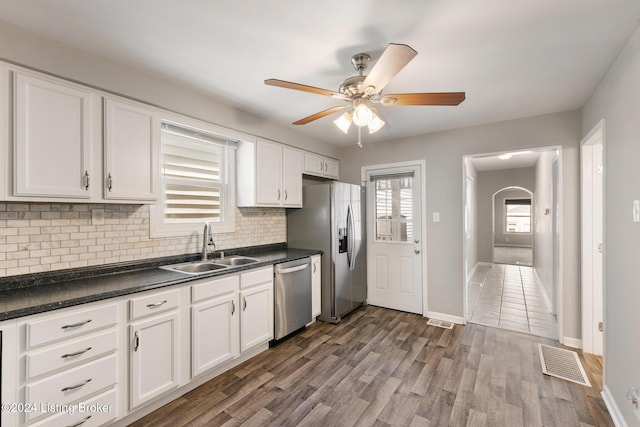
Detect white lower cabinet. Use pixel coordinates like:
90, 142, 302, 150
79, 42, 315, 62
128, 290, 181, 410
311, 254, 322, 319
240, 267, 274, 352
15, 300, 119, 426
190, 275, 240, 378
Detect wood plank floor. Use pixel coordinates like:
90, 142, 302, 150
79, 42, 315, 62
129, 305, 612, 427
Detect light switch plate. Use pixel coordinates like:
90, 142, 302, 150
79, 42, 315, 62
634, 200, 640, 223
433, 212, 440, 222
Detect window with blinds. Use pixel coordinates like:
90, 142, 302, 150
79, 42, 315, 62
373, 175, 413, 242
150, 119, 236, 237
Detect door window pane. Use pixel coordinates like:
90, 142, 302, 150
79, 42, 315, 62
375, 177, 413, 242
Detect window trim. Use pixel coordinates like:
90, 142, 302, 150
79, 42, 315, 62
150, 112, 245, 238
503, 197, 532, 234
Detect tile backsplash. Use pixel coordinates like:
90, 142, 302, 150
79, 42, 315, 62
0, 203, 286, 277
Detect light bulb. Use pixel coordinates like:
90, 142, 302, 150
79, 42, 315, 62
367, 113, 385, 134
352, 104, 373, 126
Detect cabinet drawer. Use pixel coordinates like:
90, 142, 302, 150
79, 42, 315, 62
129, 288, 180, 320
240, 266, 273, 289
26, 304, 117, 349
29, 388, 117, 427
191, 275, 239, 303
26, 330, 117, 380
25, 354, 117, 423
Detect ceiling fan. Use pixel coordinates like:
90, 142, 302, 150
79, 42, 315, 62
265, 43, 465, 146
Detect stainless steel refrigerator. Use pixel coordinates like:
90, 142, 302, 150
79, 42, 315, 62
287, 182, 366, 323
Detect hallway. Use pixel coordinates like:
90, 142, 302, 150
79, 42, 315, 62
468, 264, 557, 339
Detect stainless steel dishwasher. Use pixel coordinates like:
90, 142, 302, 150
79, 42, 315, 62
274, 257, 312, 340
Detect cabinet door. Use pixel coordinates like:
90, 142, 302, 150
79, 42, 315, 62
191, 293, 239, 378
323, 158, 339, 179
311, 255, 322, 318
240, 283, 274, 352
303, 152, 325, 177
14, 73, 94, 198
129, 312, 179, 409
255, 140, 283, 205
104, 98, 159, 201
282, 147, 302, 207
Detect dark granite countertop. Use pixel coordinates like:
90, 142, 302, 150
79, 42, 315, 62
0, 243, 321, 322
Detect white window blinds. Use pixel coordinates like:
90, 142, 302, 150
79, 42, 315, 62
161, 123, 235, 224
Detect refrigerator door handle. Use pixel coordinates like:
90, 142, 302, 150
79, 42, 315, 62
347, 205, 356, 271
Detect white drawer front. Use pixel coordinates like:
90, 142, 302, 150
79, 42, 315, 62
25, 354, 117, 423
26, 304, 118, 349
29, 388, 117, 427
129, 288, 180, 320
26, 330, 117, 380
240, 266, 273, 289
191, 275, 238, 303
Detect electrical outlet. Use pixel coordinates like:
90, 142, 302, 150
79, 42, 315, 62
91, 208, 105, 226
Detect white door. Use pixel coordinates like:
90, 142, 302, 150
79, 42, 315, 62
365, 164, 424, 314
14, 72, 94, 199
581, 124, 604, 355
104, 98, 159, 201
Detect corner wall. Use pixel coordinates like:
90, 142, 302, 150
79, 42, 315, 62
582, 25, 640, 424
338, 110, 581, 339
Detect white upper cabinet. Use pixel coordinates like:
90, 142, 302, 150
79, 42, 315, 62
237, 139, 303, 208
303, 152, 339, 180
104, 98, 159, 201
14, 72, 95, 199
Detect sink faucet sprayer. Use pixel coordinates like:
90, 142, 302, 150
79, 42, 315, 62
202, 223, 215, 261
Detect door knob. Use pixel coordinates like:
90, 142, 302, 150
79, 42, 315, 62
414, 239, 420, 244
414, 249, 420, 254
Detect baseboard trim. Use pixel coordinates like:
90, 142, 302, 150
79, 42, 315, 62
601, 386, 628, 427
425, 311, 465, 325
493, 244, 533, 248
563, 337, 582, 349
533, 268, 554, 314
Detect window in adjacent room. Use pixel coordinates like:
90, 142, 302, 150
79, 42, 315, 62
150, 117, 237, 237
504, 198, 531, 233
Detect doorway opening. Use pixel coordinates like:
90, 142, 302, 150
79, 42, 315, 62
463, 147, 562, 341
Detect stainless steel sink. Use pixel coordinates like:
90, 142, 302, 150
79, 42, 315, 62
161, 261, 230, 275
213, 256, 260, 267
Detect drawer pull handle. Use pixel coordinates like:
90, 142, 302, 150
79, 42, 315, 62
146, 300, 168, 308
61, 378, 92, 392
61, 347, 92, 359
231, 300, 235, 315
61, 319, 92, 329
67, 415, 92, 427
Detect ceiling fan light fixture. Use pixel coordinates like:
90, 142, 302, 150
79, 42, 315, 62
352, 103, 373, 126
367, 112, 385, 134
333, 112, 352, 133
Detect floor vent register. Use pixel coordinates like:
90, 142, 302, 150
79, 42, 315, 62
426, 318, 455, 330
537, 343, 591, 387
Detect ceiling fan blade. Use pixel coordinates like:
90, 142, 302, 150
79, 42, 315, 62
293, 105, 347, 125
361, 43, 417, 95
265, 79, 347, 100
379, 92, 466, 106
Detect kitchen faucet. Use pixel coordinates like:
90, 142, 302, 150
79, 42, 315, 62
202, 222, 215, 261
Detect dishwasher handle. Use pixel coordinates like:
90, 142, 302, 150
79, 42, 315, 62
276, 263, 310, 275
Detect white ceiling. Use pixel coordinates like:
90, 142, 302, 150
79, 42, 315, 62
1, 1, 639, 147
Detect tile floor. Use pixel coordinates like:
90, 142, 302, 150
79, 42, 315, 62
467, 263, 558, 339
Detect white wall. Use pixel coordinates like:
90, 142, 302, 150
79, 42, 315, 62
338, 110, 581, 338
464, 160, 478, 277
582, 25, 640, 424
476, 168, 535, 262
533, 151, 556, 312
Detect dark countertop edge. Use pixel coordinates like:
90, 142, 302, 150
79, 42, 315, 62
0, 245, 322, 322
